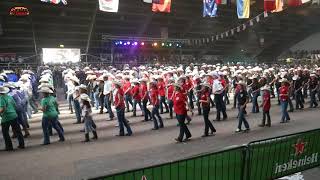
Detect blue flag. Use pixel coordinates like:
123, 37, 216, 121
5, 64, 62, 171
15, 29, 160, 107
203, 0, 218, 17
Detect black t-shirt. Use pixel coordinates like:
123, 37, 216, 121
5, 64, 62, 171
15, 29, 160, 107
294, 78, 303, 90
237, 90, 248, 106
309, 79, 318, 89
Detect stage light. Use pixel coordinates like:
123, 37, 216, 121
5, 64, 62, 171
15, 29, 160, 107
141, 42, 145, 46
161, 43, 165, 46
119, 41, 123, 45
59, 44, 64, 48
127, 41, 131, 45
176, 43, 179, 47
133, 42, 138, 46
169, 43, 172, 47
124, 43, 127, 46
153, 42, 158, 47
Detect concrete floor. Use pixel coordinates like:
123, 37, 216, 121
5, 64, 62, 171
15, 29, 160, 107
0, 98, 319, 180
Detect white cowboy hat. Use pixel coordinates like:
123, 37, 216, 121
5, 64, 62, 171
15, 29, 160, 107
80, 94, 91, 102
172, 83, 182, 89
113, 80, 122, 87
201, 83, 211, 89
261, 85, 271, 91
38, 87, 53, 94
0, 86, 10, 94
237, 81, 247, 86
70, 76, 80, 83
38, 83, 54, 90
78, 84, 87, 90
280, 78, 289, 83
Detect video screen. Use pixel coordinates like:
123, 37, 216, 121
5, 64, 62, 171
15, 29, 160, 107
42, 48, 80, 64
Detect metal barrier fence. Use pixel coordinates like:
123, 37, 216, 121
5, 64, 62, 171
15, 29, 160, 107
91, 146, 246, 180
246, 128, 320, 180
89, 129, 320, 180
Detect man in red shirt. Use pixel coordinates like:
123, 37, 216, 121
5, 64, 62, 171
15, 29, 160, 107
259, 85, 271, 127
150, 81, 163, 130
140, 79, 151, 121
186, 75, 194, 110
113, 81, 132, 136
199, 83, 216, 137
131, 80, 143, 117
173, 83, 192, 143
157, 77, 169, 114
123, 77, 133, 113
279, 78, 291, 123
166, 78, 175, 119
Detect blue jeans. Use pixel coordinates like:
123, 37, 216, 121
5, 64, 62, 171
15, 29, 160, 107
142, 99, 151, 121
214, 94, 227, 120
251, 92, 260, 113
74, 99, 82, 123
116, 108, 132, 135
280, 100, 290, 122
295, 90, 304, 109
159, 96, 169, 113
310, 90, 318, 107
133, 99, 143, 116
68, 94, 74, 113
237, 106, 250, 130
176, 114, 191, 141
104, 94, 114, 119
152, 105, 163, 129
42, 116, 64, 144
94, 92, 100, 110
125, 94, 133, 112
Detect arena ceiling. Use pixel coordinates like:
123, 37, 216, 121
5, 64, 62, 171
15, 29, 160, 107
0, 0, 319, 63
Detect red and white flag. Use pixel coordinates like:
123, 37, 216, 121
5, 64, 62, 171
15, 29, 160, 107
99, 0, 119, 13
264, 0, 276, 12
152, 0, 171, 13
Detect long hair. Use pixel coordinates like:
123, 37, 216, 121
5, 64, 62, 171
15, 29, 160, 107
82, 100, 91, 109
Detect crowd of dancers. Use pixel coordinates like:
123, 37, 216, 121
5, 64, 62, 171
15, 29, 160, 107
0, 63, 319, 151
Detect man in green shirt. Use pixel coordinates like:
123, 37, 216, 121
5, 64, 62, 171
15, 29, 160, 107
0, 86, 25, 151
39, 87, 64, 145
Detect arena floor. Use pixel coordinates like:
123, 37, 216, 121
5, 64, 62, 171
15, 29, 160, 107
0, 98, 319, 180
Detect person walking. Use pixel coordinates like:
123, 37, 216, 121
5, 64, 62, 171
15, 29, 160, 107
157, 76, 169, 114
113, 81, 132, 136
140, 78, 151, 121
259, 85, 271, 127
279, 78, 291, 123
80, 94, 98, 142
39, 87, 64, 145
308, 73, 318, 108
0, 86, 25, 151
103, 74, 114, 120
199, 83, 216, 137
173, 83, 192, 143
235, 81, 250, 133
131, 79, 143, 117
166, 78, 175, 119
150, 81, 164, 130
211, 72, 227, 121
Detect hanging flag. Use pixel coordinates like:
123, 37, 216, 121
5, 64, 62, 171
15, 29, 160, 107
288, 0, 302, 6
237, 26, 240, 32
203, 0, 218, 17
41, 0, 67, 5
216, 35, 219, 40
301, 0, 311, 3
143, 0, 153, 3
211, 36, 214, 41
272, 0, 283, 12
226, 32, 229, 37
207, 38, 210, 43
242, 24, 246, 30
264, 11, 268, 17
152, 0, 171, 13
249, 19, 254, 26
237, 0, 250, 19
231, 29, 234, 35
99, 0, 119, 12
264, 0, 276, 12
152, 0, 164, 4
256, 15, 260, 22
220, 34, 224, 38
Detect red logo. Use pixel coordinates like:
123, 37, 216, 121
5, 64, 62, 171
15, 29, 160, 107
9, 7, 30, 17
141, 175, 147, 180
293, 139, 307, 156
